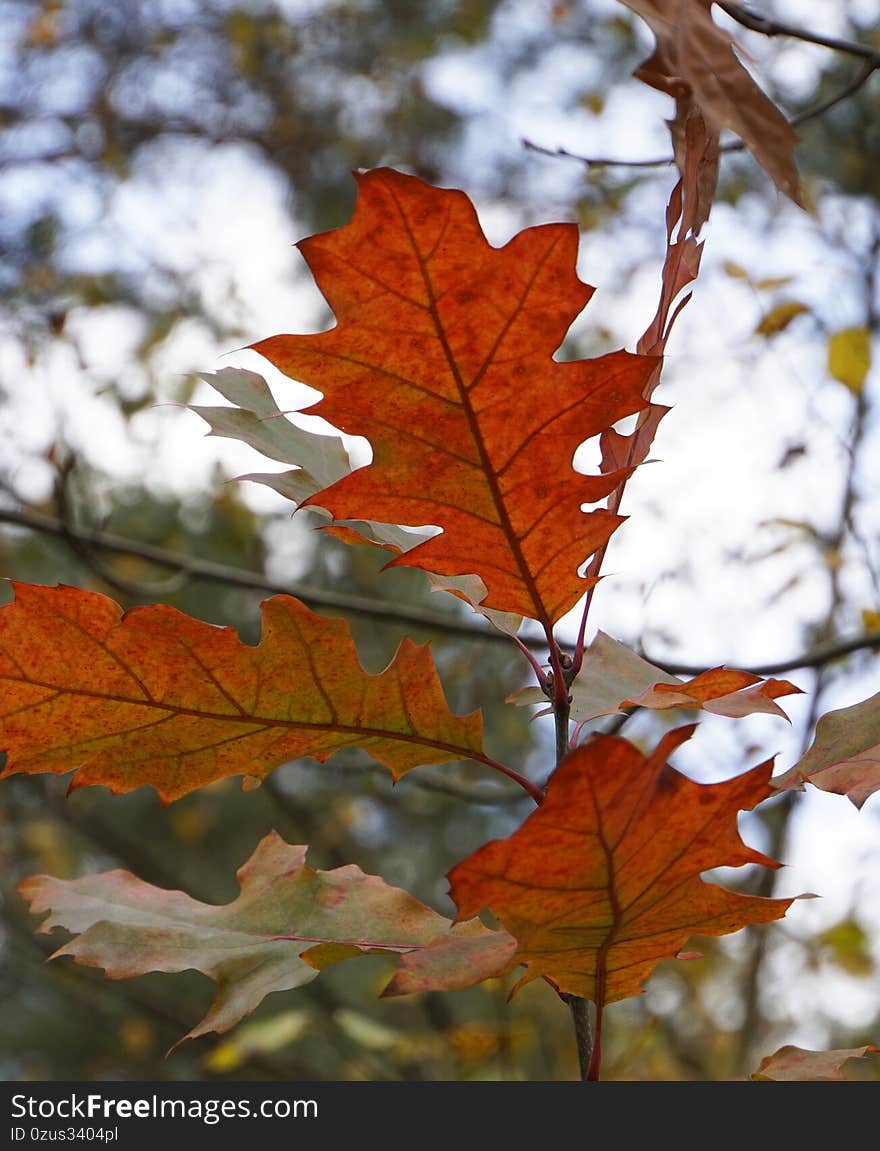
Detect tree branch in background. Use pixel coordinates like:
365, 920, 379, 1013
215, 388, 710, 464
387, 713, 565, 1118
1, 505, 879, 675
524, 7, 880, 171
718, 2, 880, 62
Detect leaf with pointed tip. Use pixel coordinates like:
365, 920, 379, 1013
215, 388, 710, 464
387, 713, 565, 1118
774, 690, 880, 809
0, 582, 492, 801
197, 370, 446, 560
193, 368, 352, 508
510, 632, 800, 723
19, 833, 508, 1045
253, 168, 655, 629
621, 666, 802, 719
449, 727, 794, 1009
751, 1045, 880, 1082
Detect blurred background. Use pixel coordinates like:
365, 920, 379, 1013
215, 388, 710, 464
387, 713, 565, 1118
1, 0, 879, 1081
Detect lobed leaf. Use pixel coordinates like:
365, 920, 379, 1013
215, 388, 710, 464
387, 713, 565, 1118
449, 726, 794, 1008
193, 367, 352, 508
0, 582, 489, 801
253, 167, 655, 629
19, 832, 511, 1045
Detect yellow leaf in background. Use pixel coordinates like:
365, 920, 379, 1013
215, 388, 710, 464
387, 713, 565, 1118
861, 610, 880, 632
828, 328, 871, 393
755, 300, 809, 336
723, 260, 749, 279
755, 276, 793, 291
818, 919, 874, 978
334, 1009, 402, 1052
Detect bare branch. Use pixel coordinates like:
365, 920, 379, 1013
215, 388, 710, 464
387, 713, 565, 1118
524, 8, 879, 171
718, 3, 880, 64
644, 632, 880, 678
2, 504, 878, 675
0, 504, 530, 647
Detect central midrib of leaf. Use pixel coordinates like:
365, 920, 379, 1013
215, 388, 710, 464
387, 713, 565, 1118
589, 769, 622, 1009
7, 674, 489, 766
389, 183, 562, 636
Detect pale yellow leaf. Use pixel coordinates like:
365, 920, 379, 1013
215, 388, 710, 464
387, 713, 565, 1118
828, 328, 871, 394
755, 301, 808, 336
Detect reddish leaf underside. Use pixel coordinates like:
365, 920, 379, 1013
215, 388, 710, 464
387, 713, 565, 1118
449, 727, 793, 1008
19, 832, 513, 1044
0, 582, 487, 801
253, 167, 655, 629
510, 631, 801, 723
621, 666, 802, 719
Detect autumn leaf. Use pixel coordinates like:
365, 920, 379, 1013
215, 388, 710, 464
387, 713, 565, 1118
774, 690, 880, 809
0, 581, 516, 801
449, 726, 794, 1075
620, 666, 802, 719
19, 832, 510, 1045
253, 168, 655, 629
620, 0, 800, 208
751, 1044, 880, 1082
195, 368, 433, 555
509, 631, 800, 723
193, 367, 351, 509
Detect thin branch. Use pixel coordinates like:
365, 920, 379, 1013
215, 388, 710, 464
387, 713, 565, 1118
789, 59, 878, 128
644, 631, 880, 678
3, 504, 879, 675
522, 138, 675, 169
718, 3, 880, 63
0, 504, 544, 649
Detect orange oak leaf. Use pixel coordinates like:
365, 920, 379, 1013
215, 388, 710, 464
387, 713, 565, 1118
620, 0, 800, 210
19, 832, 512, 1045
774, 690, 880, 809
253, 167, 655, 629
0, 581, 529, 802
449, 726, 794, 1075
621, 666, 803, 719
751, 1044, 880, 1082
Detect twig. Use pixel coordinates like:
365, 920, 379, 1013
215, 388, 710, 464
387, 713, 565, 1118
523, 8, 880, 171
0, 504, 543, 648
2, 504, 879, 674
522, 63, 878, 171
718, 3, 880, 63
326, 757, 535, 806
642, 631, 880, 678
